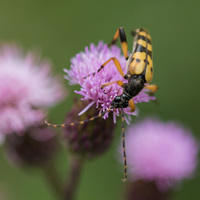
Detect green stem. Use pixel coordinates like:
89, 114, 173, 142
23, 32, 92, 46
63, 155, 83, 200
42, 162, 62, 198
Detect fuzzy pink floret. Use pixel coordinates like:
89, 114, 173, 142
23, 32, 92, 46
64, 41, 155, 119
123, 118, 199, 189
0, 45, 65, 141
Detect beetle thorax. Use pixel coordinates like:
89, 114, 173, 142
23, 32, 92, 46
110, 94, 129, 109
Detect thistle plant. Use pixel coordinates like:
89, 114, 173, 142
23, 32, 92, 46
118, 118, 199, 200
0, 44, 65, 198
0, 41, 198, 200
63, 41, 156, 157
54, 41, 159, 198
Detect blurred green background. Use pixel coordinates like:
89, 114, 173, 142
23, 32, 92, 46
0, 0, 199, 199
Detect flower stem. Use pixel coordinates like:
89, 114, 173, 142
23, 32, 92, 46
42, 162, 62, 198
63, 155, 83, 200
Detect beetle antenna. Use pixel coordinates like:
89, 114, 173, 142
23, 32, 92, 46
45, 108, 112, 128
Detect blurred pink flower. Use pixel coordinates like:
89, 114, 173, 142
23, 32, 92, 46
0, 44, 65, 142
64, 41, 155, 121
120, 118, 199, 190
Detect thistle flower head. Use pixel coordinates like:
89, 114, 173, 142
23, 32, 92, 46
64, 41, 155, 120
120, 118, 199, 190
0, 44, 65, 141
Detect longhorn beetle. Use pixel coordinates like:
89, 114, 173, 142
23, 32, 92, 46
45, 27, 158, 182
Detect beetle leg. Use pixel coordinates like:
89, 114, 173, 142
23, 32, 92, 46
128, 99, 135, 112
84, 57, 125, 79
109, 27, 129, 60
100, 80, 124, 89
144, 84, 158, 94
121, 108, 127, 182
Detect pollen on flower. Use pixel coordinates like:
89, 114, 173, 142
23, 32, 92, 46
119, 118, 199, 190
0, 44, 66, 141
64, 41, 155, 121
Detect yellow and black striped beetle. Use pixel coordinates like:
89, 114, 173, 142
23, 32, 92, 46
45, 27, 158, 182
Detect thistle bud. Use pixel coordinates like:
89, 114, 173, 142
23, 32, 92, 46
63, 100, 115, 158
5, 126, 57, 166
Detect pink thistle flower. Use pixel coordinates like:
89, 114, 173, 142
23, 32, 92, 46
64, 41, 155, 121
0, 44, 65, 141
121, 118, 199, 190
